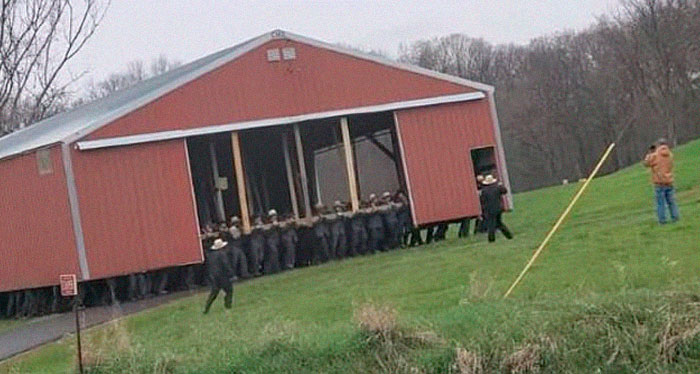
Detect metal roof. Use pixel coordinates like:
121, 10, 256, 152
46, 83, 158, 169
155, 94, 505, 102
0, 30, 493, 161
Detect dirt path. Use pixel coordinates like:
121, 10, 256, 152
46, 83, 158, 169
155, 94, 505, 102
0, 289, 201, 361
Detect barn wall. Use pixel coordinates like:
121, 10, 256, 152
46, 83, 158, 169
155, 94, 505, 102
396, 99, 498, 225
71, 140, 202, 279
87, 39, 474, 140
0, 146, 80, 292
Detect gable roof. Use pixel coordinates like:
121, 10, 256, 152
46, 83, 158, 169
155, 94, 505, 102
0, 30, 493, 161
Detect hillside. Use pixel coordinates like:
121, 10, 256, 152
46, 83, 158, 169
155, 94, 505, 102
2, 140, 699, 373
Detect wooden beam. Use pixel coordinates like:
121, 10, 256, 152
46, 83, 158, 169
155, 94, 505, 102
366, 133, 395, 160
282, 131, 299, 218
340, 117, 359, 212
231, 132, 251, 233
294, 124, 312, 217
208, 141, 226, 222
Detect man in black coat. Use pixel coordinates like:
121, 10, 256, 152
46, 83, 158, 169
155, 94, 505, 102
203, 238, 235, 314
480, 174, 513, 243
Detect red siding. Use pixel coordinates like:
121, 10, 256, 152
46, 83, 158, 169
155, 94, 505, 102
88, 39, 473, 140
0, 146, 80, 292
396, 100, 497, 225
71, 140, 202, 279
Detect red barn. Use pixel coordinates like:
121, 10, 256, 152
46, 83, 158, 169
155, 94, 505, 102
0, 30, 512, 292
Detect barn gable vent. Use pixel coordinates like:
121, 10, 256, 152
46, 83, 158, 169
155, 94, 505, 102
266, 48, 281, 62
282, 47, 296, 60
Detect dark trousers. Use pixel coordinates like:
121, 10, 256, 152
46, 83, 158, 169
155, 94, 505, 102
458, 219, 470, 237
485, 212, 513, 242
203, 282, 233, 313
408, 228, 423, 246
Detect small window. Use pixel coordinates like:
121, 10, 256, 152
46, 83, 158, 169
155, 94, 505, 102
36, 149, 53, 175
266, 48, 281, 62
282, 47, 296, 60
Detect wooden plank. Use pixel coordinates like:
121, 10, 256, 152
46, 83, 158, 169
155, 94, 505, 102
231, 132, 251, 233
208, 141, 226, 222
282, 131, 299, 218
294, 124, 312, 217
340, 117, 359, 212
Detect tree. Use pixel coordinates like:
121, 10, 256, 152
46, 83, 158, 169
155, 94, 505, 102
83, 55, 181, 101
0, 0, 109, 136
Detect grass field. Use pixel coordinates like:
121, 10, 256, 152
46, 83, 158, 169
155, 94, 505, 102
2, 140, 699, 373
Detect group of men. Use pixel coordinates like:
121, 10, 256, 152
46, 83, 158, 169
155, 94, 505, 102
199, 191, 414, 312
201, 174, 514, 312
0, 175, 514, 318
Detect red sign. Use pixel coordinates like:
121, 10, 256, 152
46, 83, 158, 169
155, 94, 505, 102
60, 274, 77, 297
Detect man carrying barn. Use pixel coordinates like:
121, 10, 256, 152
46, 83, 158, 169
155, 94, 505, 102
349, 201, 369, 255
379, 191, 401, 250
480, 174, 513, 243
227, 216, 250, 279
263, 209, 282, 274
311, 203, 332, 263
366, 194, 386, 252
329, 201, 349, 258
248, 216, 266, 276
203, 238, 235, 314
279, 214, 298, 270
643, 138, 679, 224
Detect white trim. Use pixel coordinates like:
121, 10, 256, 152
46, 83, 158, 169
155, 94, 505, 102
63, 33, 274, 144
77, 92, 485, 151
284, 31, 494, 93
486, 92, 513, 210
61, 143, 91, 280
393, 111, 418, 226
183, 140, 204, 263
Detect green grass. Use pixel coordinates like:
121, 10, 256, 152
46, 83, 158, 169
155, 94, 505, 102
3, 140, 700, 373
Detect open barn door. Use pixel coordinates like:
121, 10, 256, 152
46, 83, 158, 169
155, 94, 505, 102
394, 100, 500, 226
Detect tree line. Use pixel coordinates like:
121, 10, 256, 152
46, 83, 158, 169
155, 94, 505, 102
399, 0, 700, 191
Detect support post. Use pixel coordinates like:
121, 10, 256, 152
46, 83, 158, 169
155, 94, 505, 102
282, 131, 300, 218
208, 142, 226, 222
231, 132, 251, 233
294, 124, 312, 217
340, 117, 359, 212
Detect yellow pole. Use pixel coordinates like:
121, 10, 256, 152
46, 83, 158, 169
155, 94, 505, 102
503, 142, 617, 298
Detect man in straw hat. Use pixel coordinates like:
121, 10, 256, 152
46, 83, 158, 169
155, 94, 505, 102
203, 238, 235, 314
480, 174, 513, 243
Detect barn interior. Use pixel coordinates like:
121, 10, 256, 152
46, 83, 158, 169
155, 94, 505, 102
186, 111, 407, 230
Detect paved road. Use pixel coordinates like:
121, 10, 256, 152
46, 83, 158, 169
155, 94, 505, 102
0, 289, 201, 362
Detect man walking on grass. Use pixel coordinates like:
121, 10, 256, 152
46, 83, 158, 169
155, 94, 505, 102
643, 138, 679, 224
203, 238, 235, 314
480, 174, 513, 243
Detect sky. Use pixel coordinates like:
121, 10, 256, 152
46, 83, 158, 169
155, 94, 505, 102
67, 0, 621, 87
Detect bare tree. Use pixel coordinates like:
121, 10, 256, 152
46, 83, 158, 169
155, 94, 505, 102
83, 54, 180, 101
0, 0, 109, 135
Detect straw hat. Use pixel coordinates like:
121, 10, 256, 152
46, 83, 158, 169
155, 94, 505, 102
210, 238, 228, 250
482, 174, 497, 185
268, 209, 278, 217
382, 191, 392, 199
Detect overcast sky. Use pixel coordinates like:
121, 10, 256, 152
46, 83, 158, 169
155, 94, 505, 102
68, 0, 620, 87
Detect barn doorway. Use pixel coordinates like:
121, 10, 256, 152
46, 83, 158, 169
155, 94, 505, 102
298, 112, 406, 209
239, 126, 296, 219
470, 146, 497, 179
186, 134, 241, 227
347, 112, 405, 201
